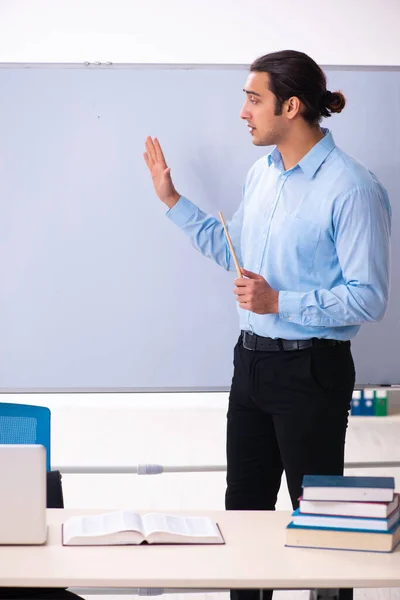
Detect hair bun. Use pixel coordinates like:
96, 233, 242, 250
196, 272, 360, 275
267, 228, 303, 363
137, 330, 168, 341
327, 90, 346, 113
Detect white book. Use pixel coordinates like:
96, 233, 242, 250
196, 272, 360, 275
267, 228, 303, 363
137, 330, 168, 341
62, 511, 224, 546
299, 493, 399, 519
292, 507, 400, 531
286, 522, 400, 553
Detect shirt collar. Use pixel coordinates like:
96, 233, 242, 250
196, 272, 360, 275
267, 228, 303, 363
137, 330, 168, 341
267, 128, 336, 179
267, 146, 282, 167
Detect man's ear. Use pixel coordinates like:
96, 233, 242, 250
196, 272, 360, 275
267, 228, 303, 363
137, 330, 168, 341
285, 96, 301, 120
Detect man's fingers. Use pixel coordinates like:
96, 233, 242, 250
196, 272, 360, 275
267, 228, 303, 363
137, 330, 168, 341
235, 292, 250, 303
145, 137, 158, 163
234, 277, 251, 287
234, 287, 248, 296
154, 138, 167, 167
145, 136, 167, 168
241, 268, 262, 279
144, 152, 153, 169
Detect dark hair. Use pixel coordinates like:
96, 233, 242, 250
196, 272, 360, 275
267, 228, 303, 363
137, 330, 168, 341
251, 50, 346, 125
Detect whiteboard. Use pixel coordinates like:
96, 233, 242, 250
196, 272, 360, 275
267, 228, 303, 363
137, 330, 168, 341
0, 66, 399, 390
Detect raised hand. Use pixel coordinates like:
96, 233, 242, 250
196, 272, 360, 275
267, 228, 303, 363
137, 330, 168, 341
144, 137, 180, 209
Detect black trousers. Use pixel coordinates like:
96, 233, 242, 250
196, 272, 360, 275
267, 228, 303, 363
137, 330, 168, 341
226, 335, 355, 600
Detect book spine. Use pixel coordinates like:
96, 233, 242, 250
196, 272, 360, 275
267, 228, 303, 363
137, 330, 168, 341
374, 390, 388, 416
360, 389, 375, 416
351, 390, 362, 415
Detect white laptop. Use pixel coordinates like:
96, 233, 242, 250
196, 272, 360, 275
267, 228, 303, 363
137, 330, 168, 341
0, 444, 47, 544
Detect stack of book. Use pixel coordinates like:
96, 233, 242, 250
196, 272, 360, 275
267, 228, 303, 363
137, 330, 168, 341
286, 475, 400, 552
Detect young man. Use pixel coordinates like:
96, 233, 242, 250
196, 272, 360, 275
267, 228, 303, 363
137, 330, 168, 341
144, 50, 391, 600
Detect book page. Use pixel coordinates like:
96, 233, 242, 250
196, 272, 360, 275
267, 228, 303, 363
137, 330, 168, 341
143, 514, 219, 538
64, 511, 144, 541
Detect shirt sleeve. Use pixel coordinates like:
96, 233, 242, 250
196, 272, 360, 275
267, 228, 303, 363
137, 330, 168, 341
278, 186, 392, 327
166, 195, 245, 272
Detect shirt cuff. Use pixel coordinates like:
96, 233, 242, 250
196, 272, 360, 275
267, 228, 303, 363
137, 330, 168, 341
166, 196, 197, 227
278, 291, 302, 322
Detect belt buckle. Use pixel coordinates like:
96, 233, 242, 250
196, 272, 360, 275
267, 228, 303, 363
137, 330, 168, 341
243, 331, 255, 351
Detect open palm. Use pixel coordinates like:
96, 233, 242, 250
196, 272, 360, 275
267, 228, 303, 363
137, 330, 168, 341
144, 137, 180, 208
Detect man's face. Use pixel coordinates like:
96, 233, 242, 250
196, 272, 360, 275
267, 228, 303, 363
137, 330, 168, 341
240, 71, 288, 146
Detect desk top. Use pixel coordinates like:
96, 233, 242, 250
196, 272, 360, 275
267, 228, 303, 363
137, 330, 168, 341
1, 509, 400, 589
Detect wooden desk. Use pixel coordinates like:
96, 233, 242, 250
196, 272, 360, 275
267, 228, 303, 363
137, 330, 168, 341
1, 509, 399, 590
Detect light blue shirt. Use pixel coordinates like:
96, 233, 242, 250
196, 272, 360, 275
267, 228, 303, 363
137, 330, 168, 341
167, 129, 391, 341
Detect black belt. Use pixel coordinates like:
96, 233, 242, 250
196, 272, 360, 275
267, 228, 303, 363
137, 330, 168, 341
241, 330, 348, 352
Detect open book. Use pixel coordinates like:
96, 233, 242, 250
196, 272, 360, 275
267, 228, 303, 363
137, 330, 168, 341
62, 511, 225, 546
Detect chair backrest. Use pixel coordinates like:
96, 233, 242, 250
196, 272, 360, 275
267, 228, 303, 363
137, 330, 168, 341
0, 403, 51, 471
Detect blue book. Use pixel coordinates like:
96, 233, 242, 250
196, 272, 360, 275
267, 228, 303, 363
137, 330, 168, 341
350, 390, 362, 415
360, 389, 375, 415
287, 521, 399, 534
291, 507, 400, 532
302, 475, 395, 502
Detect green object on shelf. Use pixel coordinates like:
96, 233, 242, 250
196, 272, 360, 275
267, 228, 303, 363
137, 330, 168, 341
374, 390, 388, 416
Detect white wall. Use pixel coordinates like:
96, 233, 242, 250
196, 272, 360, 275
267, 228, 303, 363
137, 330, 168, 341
0, 0, 399, 66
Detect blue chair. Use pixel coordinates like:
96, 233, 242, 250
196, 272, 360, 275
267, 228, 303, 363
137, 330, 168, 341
0, 403, 51, 471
